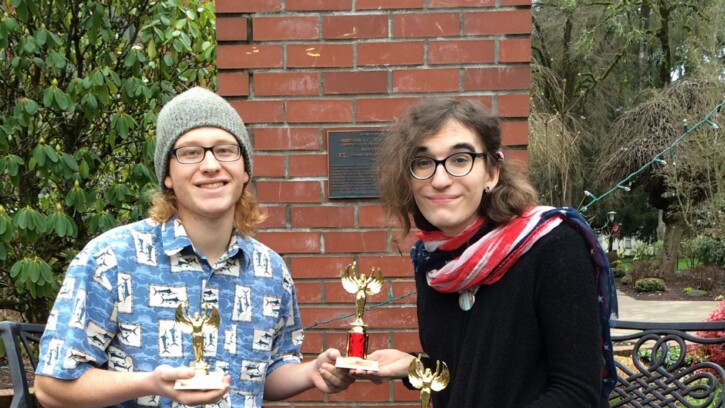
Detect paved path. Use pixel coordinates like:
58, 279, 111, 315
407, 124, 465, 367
614, 290, 720, 322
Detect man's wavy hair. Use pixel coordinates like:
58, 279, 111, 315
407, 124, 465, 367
376, 97, 538, 235
148, 188, 266, 238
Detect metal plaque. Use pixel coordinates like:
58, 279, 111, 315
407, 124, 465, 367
328, 130, 384, 199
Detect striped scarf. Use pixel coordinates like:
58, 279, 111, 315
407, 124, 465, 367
416, 206, 619, 398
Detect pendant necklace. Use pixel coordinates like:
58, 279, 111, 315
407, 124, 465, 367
458, 287, 479, 311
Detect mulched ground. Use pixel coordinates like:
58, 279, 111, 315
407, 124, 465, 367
0, 356, 34, 394
616, 268, 725, 303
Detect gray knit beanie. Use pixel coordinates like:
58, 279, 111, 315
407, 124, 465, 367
154, 87, 253, 186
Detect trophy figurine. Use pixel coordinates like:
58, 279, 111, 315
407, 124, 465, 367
173, 302, 225, 390
407, 355, 450, 408
335, 261, 383, 371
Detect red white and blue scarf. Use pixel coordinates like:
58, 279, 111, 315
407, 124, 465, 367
414, 206, 618, 398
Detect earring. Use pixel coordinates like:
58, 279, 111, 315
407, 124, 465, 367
484, 186, 491, 194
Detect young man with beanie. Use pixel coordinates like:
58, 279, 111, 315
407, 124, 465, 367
35, 87, 353, 407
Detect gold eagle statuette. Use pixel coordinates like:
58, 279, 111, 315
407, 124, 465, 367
407, 355, 450, 408
341, 261, 383, 326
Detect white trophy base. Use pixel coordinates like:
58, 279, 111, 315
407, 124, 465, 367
174, 370, 225, 390
335, 356, 379, 371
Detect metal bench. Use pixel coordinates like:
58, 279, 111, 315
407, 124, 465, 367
0, 321, 44, 408
609, 320, 725, 407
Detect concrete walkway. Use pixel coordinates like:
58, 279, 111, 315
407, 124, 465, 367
615, 290, 721, 322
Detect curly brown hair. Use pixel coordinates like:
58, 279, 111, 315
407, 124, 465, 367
376, 97, 537, 234
148, 188, 267, 238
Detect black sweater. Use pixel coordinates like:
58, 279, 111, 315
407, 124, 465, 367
414, 224, 608, 408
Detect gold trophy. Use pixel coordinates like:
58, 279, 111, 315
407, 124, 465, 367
335, 261, 383, 371
407, 355, 450, 408
173, 302, 225, 390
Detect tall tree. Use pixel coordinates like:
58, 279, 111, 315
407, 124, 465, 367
530, 0, 723, 275
0, 0, 216, 322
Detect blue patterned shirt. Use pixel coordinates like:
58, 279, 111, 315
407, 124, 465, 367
36, 217, 304, 408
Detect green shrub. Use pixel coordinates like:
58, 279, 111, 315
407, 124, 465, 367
693, 237, 725, 267
612, 268, 626, 278
634, 277, 666, 292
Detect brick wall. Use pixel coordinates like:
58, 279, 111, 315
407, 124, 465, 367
216, 0, 531, 405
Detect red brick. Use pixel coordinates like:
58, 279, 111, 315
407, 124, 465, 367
216, 17, 248, 42
358, 255, 413, 278
356, 0, 422, 9
285, 385, 324, 401
460, 95, 494, 111
292, 206, 355, 228
360, 306, 418, 329
501, 120, 529, 146
393, 68, 460, 93
500, 38, 532, 63
216, 0, 281, 12
430, 0, 494, 6
289, 154, 328, 177
393, 380, 421, 401
464, 66, 531, 91
356, 97, 417, 122
256, 181, 322, 203
391, 280, 417, 304
255, 231, 321, 254
392, 13, 460, 38
287, 43, 354, 68
464, 9, 532, 35
504, 148, 529, 169
230, 100, 284, 124
217, 45, 283, 69
254, 72, 320, 96
322, 14, 388, 39
393, 331, 422, 351
295, 281, 323, 303
287, 99, 353, 123
253, 154, 285, 177
217, 72, 249, 97
253, 127, 320, 150
501, 0, 531, 4
286, 0, 352, 11
324, 231, 389, 253
299, 307, 355, 330
299, 331, 324, 354
289, 256, 358, 279
358, 41, 424, 66
394, 230, 419, 254
359, 205, 395, 227
429, 39, 495, 65
323, 71, 388, 95
498, 93, 530, 118
252, 16, 319, 41
258, 205, 286, 228
327, 380, 390, 402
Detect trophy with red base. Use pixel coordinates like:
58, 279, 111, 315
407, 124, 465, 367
335, 261, 382, 371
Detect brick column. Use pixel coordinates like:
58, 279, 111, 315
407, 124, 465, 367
216, 0, 531, 405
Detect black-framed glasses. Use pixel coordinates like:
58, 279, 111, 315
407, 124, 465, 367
409, 152, 486, 180
171, 144, 243, 164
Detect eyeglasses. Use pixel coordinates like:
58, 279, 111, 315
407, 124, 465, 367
409, 152, 486, 180
170, 144, 243, 164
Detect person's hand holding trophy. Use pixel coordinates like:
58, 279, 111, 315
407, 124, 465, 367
335, 261, 383, 371
173, 302, 226, 390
